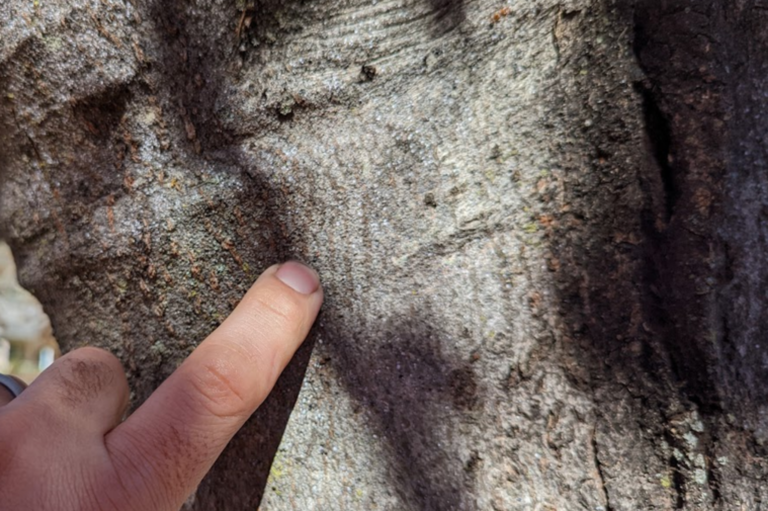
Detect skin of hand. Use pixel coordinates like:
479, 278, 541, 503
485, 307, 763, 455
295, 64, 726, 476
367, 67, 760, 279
0, 262, 323, 511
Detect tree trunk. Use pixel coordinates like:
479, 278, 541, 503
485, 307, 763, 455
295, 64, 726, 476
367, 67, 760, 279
2, 0, 766, 509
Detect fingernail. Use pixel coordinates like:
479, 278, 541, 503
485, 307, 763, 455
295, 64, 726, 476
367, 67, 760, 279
275, 261, 320, 295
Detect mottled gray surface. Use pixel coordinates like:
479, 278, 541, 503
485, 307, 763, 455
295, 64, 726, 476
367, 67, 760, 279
3, 0, 768, 509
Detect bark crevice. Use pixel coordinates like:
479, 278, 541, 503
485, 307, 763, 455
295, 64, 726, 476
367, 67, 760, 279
635, 81, 677, 223
591, 428, 614, 511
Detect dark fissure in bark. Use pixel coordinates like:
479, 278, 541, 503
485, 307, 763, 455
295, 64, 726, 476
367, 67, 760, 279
550, 0, 754, 506
635, 81, 677, 223
554, 0, 768, 506
632, 0, 727, 409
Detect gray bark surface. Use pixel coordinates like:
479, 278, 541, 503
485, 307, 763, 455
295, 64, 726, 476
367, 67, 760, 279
1, 0, 767, 509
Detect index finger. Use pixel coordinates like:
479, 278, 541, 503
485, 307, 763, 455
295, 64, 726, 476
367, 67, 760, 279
105, 262, 322, 510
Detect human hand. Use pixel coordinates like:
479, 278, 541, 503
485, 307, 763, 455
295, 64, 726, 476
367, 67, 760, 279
0, 262, 323, 511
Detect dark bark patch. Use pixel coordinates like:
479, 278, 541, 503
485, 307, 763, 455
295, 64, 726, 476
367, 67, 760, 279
634, 81, 677, 223
72, 83, 132, 142
326, 312, 480, 510
147, 0, 237, 153
426, 0, 466, 35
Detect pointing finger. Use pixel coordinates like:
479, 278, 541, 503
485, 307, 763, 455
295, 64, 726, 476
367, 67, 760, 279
106, 262, 322, 510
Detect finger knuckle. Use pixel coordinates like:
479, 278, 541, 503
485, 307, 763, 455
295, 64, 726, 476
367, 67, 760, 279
187, 358, 249, 421
107, 431, 177, 507
56, 358, 118, 406
253, 290, 306, 334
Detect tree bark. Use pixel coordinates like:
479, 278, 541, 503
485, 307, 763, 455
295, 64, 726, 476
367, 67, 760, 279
2, 0, 767, 509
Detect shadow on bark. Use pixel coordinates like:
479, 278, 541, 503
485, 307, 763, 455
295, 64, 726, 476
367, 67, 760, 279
324, 311, 479, 510
147, 1, 476, 509
427, 0, 466, 35
142, 2, 306, 508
